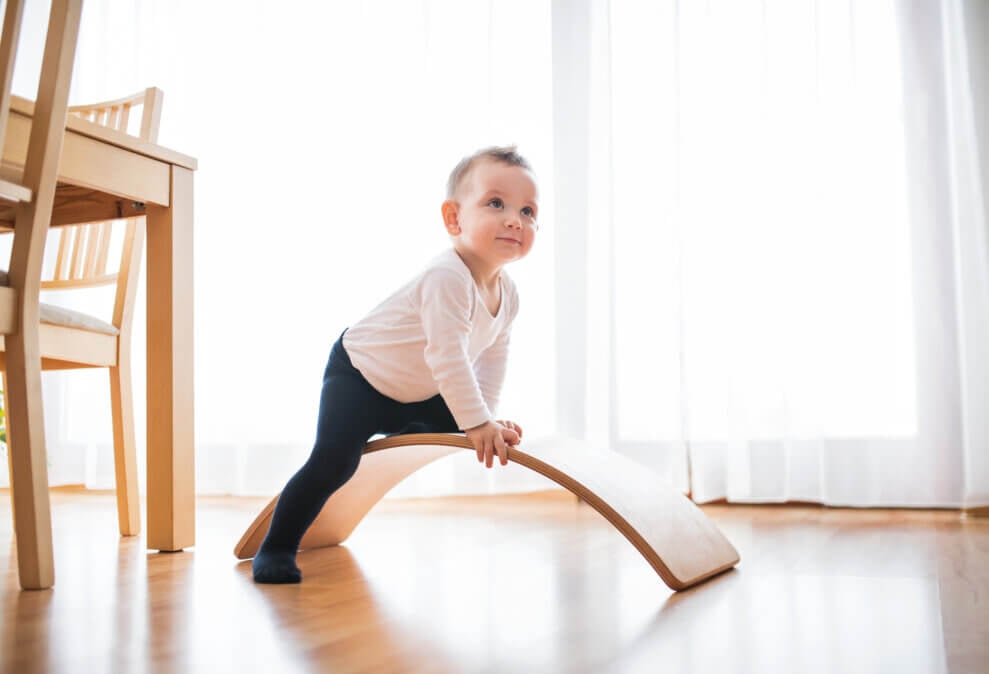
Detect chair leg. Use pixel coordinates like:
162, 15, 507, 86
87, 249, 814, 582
2, 372, 14, 519
5, 329, 55, 590
109, 357, 140, 537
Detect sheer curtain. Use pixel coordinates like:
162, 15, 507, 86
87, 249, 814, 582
1, 0, 560, 497
576, 0, 988, 507
4, 0, 985, 509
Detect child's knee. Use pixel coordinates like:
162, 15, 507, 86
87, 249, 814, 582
306, 443, 363, 487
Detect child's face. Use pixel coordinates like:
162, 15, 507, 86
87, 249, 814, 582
444, 160, 539, 269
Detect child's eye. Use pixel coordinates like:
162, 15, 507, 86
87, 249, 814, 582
521, 206, 535, 217
487, 198, 504, 209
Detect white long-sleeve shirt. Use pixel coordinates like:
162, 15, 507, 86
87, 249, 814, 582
342, 248, 519, 430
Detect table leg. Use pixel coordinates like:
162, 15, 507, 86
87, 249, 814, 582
145, 164, 195, 551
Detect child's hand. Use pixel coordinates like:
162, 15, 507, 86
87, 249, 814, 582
497, 420, 523, 441
465, 420, 521, 468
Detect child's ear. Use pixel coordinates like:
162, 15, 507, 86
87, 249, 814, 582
441, 200, 461, 235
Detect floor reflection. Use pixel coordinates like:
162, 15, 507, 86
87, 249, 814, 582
1, 492, 983, 674
246, 545, 463, 673
3, 585, 55, 674
343, 500, 674, 673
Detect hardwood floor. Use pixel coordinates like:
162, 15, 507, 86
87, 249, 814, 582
1, 488, 986, 674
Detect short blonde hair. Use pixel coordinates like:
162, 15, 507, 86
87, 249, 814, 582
446, 145, 533, 199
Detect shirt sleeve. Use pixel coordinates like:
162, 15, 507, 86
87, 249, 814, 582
418, 268, 492, 430
473, 330, 510, 417
473, 279, 518, 418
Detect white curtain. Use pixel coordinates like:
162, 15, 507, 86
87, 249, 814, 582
1, 0, 561, 497
578, 0, 988, 507
4, 0, 986, 509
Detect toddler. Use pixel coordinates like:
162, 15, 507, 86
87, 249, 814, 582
253, 146, 539, 583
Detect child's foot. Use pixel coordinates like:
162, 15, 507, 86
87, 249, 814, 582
252, 549, 302, 584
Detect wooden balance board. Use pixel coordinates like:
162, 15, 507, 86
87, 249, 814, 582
234, 434, 739, 591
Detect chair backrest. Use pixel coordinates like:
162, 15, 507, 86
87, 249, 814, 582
45, 220, 119, 289
68, 86, 163, 143
42, 87, 162, 331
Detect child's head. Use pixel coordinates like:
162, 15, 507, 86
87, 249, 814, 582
446, 146, 534, 200
442, 146, 539, 271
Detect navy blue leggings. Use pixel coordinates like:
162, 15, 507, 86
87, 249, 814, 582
258, 331, 460, 553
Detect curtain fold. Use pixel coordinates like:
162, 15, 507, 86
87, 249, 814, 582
941, 0, 989, 506
579, 0, 988, 507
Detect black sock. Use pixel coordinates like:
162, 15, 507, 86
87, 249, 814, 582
252, 548, 302, 584
251, 446, 362, 584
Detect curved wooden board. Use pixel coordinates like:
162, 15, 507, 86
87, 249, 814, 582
234, 434, 740, 591
233, 442, 459, 567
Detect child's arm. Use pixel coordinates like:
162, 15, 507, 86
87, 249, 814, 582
419, 269, 521, 467
419, 270, 495, 430
474, 324, 526, 466
474, 331, 509, 417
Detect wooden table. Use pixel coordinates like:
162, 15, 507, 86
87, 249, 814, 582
1, 94, 196, 554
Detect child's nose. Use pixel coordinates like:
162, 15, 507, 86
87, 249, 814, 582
505, 214, 522, 228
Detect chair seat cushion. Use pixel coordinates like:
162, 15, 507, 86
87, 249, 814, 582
0, 270, 119, 336
38, 302, 119, 335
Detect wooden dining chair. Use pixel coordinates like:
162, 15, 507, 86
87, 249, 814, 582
0, 0, 85, 589
0, 88, 163, 542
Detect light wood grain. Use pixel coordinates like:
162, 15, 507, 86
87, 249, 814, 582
0, 286, 15, 333
0, 183, 148, 231
68, 87, 163, 155
0, 324, 116, 368
9, 93, 194, 168
0, 45, 197, 575
109, 354, 139, 535
108, 218, 143, 536
0, 0, 25, 170
3, 490, 988, 674
1, 86, 162, 561
3, 0, 83, 591
145, 164, 195, 552
235, 433, 740, 591
0, 108, 171, 205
